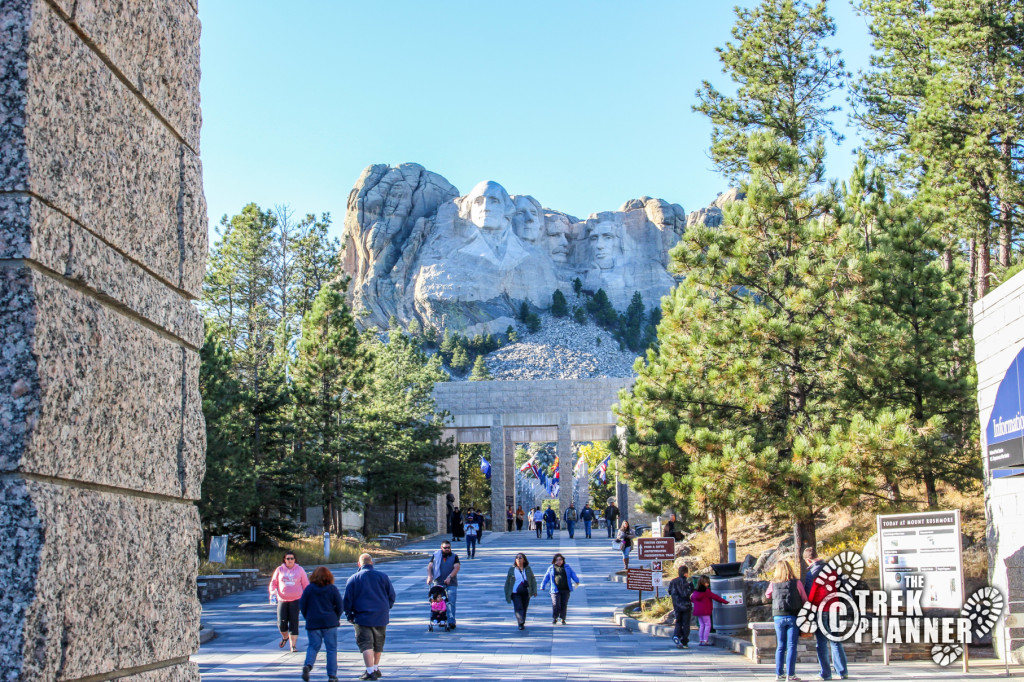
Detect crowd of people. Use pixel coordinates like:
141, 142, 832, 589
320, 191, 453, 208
266, 507, 849, 682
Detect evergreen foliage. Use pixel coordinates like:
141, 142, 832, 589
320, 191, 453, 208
469, 355, 492, 381
551, 289, 569, 317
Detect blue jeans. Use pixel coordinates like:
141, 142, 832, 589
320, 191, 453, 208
606, 521, 615, 537
583, 520, 592, 538
445, 585, 457, 625
815, 620, 848, 679
566, 520, 576, 538
466, 535, 477, 558
546, 522, 555, 538
774, 615, 799, 677
304, 627, 338, 678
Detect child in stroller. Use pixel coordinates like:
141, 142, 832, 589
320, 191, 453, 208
428, 584, 450, 632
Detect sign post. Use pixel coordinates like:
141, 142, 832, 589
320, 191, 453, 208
249, 525, 256, 570
208, 535, 228, 565
627, 567, 654, 610
876, 510, 965, 667
637, 537, 675, 561
323, 532, 330, 559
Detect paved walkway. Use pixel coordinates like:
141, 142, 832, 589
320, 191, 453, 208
194, 530, 1021, 681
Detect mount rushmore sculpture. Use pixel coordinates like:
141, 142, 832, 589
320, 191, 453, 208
341, 163, 691, 335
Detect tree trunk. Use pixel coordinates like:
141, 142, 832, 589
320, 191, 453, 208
923, 468, 939, 509
968, 236, 977, 324
793, 516, 817, 580
714, 508, 728, 564
979, 226, 991, 299
393, 492, 399, 533
1001, 137, 1013, 268
883, 474, 902, 506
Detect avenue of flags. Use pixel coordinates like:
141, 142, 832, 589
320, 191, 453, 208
514, 453, 613, 497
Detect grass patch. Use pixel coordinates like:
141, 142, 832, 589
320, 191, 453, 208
201, 535, 402, 577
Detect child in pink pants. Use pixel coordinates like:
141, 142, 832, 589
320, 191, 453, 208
689, 576, 728, 645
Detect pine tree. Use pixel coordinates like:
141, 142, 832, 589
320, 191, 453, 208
694, 0, 846, 179
573, 277, 583, 296
292, 279, 370, 534
469, 355, 492, 381
573, 306, 587, 325
620, 292, 647, 353
506, 325, 518, 343
551, 289, 569, 317
451, 345, 470, 373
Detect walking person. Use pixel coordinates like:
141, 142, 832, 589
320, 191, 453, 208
533, 507, 544, 538
450, 506, 464, 542
471, 508, 484, 544
690, 575, 728, 646
464, 513, 480, 559
668, 561, 694, 648
765, 559, 807, 682
516, 505, 525, 531
507, 506, 515, 532
427, 539, 461, 629
543, 505, 557, 539
615, 521, 634, 569
804, 548, 849, 680
580, 503, 595, 539
269, 552, 309, 652
541, 553, 581, 624
604, 501, 619, 538
563, 502, 578, 539
342, 554, 396, 681
504, 552, 538, 630
298, 567, 343, 682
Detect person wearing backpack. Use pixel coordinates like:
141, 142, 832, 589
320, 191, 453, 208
667, 560, 694, 648
765, 559, 808, 682
563, 503, 578, 539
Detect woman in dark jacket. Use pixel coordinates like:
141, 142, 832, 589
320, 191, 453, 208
298, 566, 343, 682
765, 559, 807, 681
540, 552, 581, 625
451, 507, 464, 542
503, 552, 538, 630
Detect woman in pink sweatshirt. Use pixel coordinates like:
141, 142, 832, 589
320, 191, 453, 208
269, 552, 310, 652
689, 575, 728, 645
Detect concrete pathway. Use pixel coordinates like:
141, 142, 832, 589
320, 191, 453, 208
194, 530, 1021, 681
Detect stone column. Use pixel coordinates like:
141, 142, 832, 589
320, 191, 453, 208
503, 427, 515, 529
558, 414, 573, 515
1, 2, 205, 680
489, 415, 504, 532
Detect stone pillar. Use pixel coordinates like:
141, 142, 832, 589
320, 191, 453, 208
503, 427, 515, 529
1, 2, 205, 680
558, 414, 573, 515
489, 415, 504, 532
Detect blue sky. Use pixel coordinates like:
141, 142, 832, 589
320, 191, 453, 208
199, 2, 872, 237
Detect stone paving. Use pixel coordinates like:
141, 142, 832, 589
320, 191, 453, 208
194, 531, 1022, 681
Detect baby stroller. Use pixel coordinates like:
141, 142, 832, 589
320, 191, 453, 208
427, 583, 450, 632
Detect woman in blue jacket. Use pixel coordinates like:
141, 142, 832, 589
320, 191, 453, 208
540, 552, 581, 625
298, 567, 343, 682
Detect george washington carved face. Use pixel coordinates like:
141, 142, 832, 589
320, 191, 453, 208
461, 181, 513, 233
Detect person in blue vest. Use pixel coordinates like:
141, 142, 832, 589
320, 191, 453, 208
563, 502, 578, 538
542, 505, 557, 539
580, 503, 595, 539
341, 554, 396, 681
426, 539, 461, 628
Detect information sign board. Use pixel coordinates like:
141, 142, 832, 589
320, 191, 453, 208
637, 537, 675, 560
985, 346, 1024, 470
876, 510, 964, 608
651, 571, 664, 588
626, 567, 653, 591
208, 535, 228, 564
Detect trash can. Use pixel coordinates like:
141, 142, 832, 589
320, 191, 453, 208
709, 561, 747, 635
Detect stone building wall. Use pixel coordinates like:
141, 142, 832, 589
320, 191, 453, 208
1, 1, 206, 680
974, 270, 1024, 664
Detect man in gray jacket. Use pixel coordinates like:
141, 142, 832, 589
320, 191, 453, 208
427, 540, 461, 628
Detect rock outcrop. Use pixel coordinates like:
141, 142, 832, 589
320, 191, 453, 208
342, 164, 685, 333
685, 187, 745, 229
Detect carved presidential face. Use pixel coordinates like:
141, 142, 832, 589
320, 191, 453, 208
464, 181, 513, 233
545, 214, 571, 263
512, 196, 544, 243
588, 218, 621, 269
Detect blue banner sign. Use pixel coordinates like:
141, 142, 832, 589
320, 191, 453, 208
987, 346, 1024, 470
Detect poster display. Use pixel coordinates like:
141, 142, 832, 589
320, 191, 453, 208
876, 510, 964, 609
985, 346, 1024, 471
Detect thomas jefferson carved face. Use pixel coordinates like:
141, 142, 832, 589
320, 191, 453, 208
545, 214, 571, 263
463, 181, 513, 233
512, 195, 544, 243
588, 217, 622, 269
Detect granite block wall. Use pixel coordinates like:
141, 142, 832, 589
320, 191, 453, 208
0, 1, 205, 680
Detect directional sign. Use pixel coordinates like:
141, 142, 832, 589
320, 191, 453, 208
626, 567, 653, 591
638, 537, 675, 560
